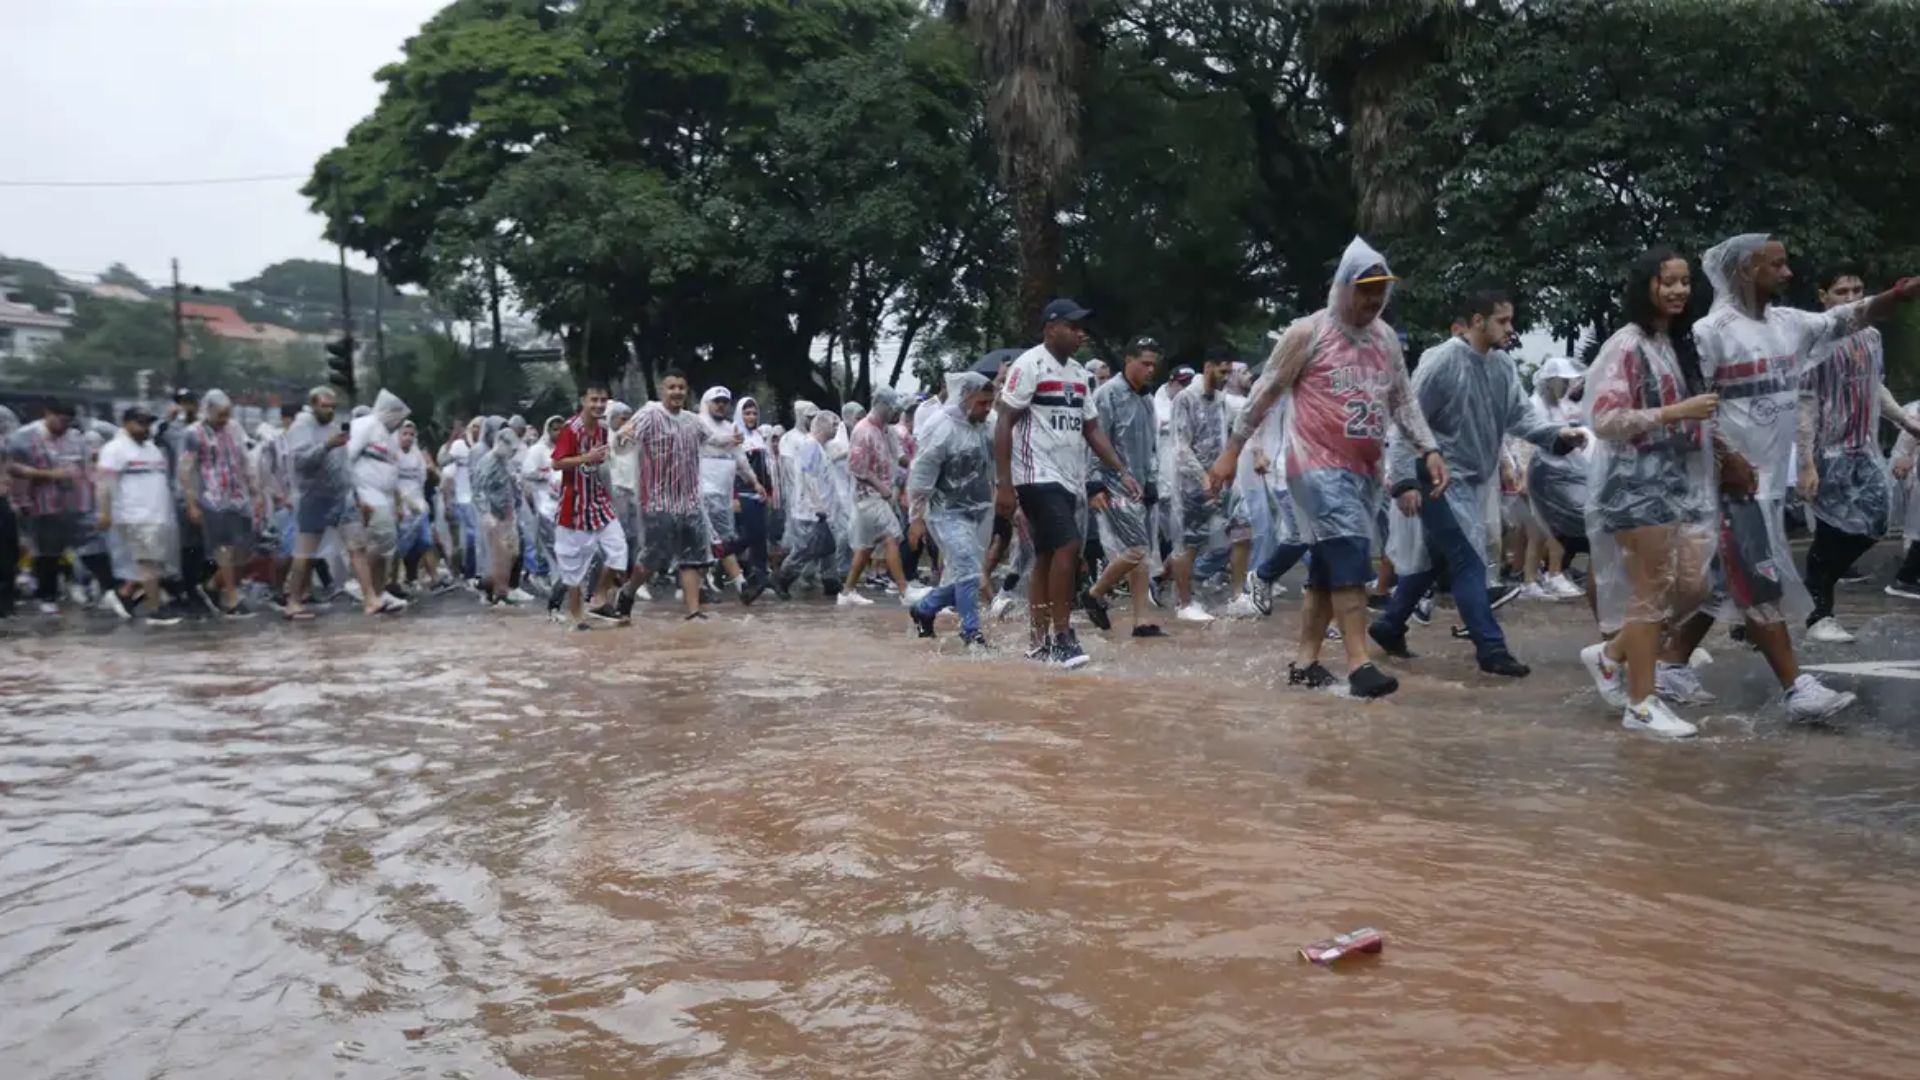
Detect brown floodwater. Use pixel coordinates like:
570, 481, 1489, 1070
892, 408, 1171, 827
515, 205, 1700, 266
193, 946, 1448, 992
4, 594, 1919, 1078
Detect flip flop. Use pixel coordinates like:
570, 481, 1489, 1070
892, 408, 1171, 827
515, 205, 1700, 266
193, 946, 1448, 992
285, 610, 317, 622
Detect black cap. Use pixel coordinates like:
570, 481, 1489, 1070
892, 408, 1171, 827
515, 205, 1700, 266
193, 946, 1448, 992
173, 388, 195, 403
1040, 298, 1092, 325
122, 405, 158, 424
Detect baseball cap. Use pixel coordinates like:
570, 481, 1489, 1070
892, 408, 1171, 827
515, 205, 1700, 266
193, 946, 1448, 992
1124, 335, 1162, 356
173, 387, 195, 403
1351, 264, 1400, 285
1040, 298, 1092, 324
122, 404, 158, 424
1172, 365, 1196, 381
970, 348, 1023, 378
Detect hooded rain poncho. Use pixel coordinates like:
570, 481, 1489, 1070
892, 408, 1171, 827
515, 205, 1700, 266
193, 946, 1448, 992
1695, 233, 1871, 623
1804, 326, 1893, 537
906, 372, 995, 584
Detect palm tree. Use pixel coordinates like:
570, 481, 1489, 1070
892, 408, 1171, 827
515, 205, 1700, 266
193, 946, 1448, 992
950, 0, 1090, 335
1309, 0, 1468, 237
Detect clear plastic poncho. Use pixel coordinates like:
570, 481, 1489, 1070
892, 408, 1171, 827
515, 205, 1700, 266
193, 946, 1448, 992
1161, 377, 1238, 555
1581, 323, 1718, 633
1237, 238, 1428, 551
781, 414, 843, 581
1805, 327, 1892, 537
1893, 401, 1920, 541
906, 372, 995, 584
1383, 336, 1564, 573
1696, 233, 1871, 622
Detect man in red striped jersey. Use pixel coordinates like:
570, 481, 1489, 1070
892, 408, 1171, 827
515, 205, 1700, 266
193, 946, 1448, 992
613, 369, 716, 620
549, 383, 629, 630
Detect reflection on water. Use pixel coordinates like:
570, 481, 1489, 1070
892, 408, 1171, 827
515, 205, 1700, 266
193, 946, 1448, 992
3, 602, 1919, 1078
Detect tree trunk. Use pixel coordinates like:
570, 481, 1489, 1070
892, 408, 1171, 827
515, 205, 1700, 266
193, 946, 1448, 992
1014, 179, 1060, 339
886, 307, 928, 389
1348, 39, 1431, 238
486, 259, 504, 356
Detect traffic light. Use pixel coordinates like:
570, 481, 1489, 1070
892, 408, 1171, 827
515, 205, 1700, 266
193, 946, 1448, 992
325, 335, 356, 400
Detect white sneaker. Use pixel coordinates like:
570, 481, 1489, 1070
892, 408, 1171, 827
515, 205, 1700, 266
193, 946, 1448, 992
634, 584, 653, 602
989, 593, 1015, 621
506, 588, 535, 605
1545, 573, 1585, 599
1784, 674, 1856, 723
837, 591, 874, 607
1580, 642, 1629, 709
903, 583, 932, 606
103, 591, 132, 620
1655, 661, 1717, 706
1519, 582, 1555, 601
1622, 698, 1698, 738
343, 579, 364, 602
1176, 602, 1214, 624
1224, 594, 1258, 619
374, 594, 408, 615
1804, 617, 1855, 644
1325, 623, 1344, 642
1689, 647, 1713, 668
38, 601, 61, 616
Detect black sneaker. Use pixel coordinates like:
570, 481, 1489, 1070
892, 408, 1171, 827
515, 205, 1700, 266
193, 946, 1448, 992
573, 622, 592, 632
1451, 625, 1472, 640
1288, 661, 1336, 689
1026, 637, 1054, 663
1412, 594, 1434, 625
385, 583, 411, 601
1366, 593, 1389, 611
1884, 580, 1920, 601
910, 605, 938, 639
1479, 651, 1531, 678
1052, 632, 1091, 670
221, 602, 256, 620
141, 609, 184, 627
962, 632, 991, 651
1348, 662, 1399, 698
588, 602, 624, 623
740, 577, 767, 606
1368, 624, 1416, 660
1249, 574, 1274, 617
1131, 624, 1167, 639
1078, 588, 1112, 631
685, 610, 710, 621
1487, 584, 1521, 611
1838, 569, 1869, 585
614, 588, 637, 619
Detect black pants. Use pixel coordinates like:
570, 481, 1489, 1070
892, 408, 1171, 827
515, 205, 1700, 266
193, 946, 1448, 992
1897, 540, 1920, 585
0, 504, 17, 617
1803, 520, 1878, 625
36, 551, 113, 603
734, 496, 768, 579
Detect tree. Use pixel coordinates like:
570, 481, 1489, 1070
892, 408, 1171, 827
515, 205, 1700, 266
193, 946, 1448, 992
0, 255, 69, 314
952, 0, 1093, 335
97, 263, 152, 293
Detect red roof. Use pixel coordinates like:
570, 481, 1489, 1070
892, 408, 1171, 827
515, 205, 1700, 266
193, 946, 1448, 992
180, 301, 291, 342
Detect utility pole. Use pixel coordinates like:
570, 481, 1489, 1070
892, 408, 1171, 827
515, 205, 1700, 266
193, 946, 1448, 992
336, 241, 355, 403
171, 257, 186, 392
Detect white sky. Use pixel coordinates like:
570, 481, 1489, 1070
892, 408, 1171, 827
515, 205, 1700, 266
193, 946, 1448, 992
0, 0, 445, 291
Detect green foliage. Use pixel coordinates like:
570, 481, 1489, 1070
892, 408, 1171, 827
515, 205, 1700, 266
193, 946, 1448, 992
0, 254, 69, 313
97, 263, 151, 292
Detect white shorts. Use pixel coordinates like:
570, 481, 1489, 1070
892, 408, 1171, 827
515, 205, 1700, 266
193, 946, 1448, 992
555, 520, 628, 587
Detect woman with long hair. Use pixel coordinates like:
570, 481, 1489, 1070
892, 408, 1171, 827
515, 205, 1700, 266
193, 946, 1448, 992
1578, 248, 1722, 737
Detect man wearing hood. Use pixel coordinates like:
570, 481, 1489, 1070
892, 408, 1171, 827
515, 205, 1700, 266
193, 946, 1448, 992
95, 405, 183, 625
1522, 356, 1591, 601
1653, 234, 1919, 723
774, 410, 844, 600
1208, 238, 1446, 699
907, 372, 998, 645
614, 369, 716, 620
1164, 345, 1258, 624
1365, 289, 1585, 679
343, 388, 410, 615
696, 385, 768, 604
179, 389, 262, 618
777, 400, 821, 581
841, 387, 926, 608
282, 386, 352, 620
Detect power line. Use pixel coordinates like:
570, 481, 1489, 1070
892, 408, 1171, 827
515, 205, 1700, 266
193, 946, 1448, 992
0, 172, 307, 189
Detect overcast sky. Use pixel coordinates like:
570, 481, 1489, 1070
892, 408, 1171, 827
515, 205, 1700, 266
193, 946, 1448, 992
0, 0, 446, 291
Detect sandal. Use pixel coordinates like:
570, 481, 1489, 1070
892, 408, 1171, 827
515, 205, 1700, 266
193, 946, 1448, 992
285, 609, 317, 622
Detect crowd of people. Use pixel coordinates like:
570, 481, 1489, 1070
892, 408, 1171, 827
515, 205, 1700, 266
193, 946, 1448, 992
4, 231, 1919, 738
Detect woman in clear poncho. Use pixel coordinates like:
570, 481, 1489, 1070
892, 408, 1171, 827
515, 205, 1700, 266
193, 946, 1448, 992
1890, 401, 1920, 595
778, 400, 820, 562
1522, 356, 1592, 600
773, 411, 843, 598
906, 372, 997, 644
1579, 248, 1722, 736
468, 419, 523, 604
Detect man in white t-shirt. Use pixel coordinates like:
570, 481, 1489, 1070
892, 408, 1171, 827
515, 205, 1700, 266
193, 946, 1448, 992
994, 297, 1139, 669
94, 406, 183, 625
345, 389, 410, 615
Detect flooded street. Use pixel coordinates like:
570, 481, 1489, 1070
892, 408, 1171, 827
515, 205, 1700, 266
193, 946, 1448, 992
5, 576, 1920, 1078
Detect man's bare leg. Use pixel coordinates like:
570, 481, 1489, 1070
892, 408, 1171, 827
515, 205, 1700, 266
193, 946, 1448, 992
1027, 548, 1052, 644
1745, 619, 1800, 689
1228, 539, 1250, 590
1298, 587, 1332, 666
679, 566, 705, 615
1331, 585, 1373, 673
1048, 544, 1079, 638
880, 538, 910, 593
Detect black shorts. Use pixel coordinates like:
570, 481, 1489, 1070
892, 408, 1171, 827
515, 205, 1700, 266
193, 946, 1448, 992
1016, 483, 1081, 555
992, 513, 1013, 548
1554, 532, 1590, 556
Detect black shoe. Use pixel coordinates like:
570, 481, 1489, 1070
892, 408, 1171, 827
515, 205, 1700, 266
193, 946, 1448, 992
1052, 632, 1091, 669
141, 609, 185, 627
740, 577, 767, 606
1131, 624, 1167, 639
573, 622, 592, 632
1887, 580, 1920, 601
1487, 584, 1521, 611
685, 610, 710, 621
385, 582, 411, 601
910, 605, 937, 639
1348, 662, 1399, 698
1838, 569, 1869, 585
1368, 624, 1416, 659
588, 602, 625, 624
1078, 588, 1112, 631
1026, 637, 1053, 663
1479, 651, 1531, 678
1288, 661, 1336, 689
962, 632, 990, 650
1366, 593, 1389, 611
614, 589, 637, 619
221, 602, 256, 620
822, 578, 842, 598
1451, 625, 1472, 640
1412, 594, 1434, 625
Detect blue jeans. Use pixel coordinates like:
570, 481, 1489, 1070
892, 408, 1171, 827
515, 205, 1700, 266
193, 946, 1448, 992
914, 579, 981, 637
1372, 495, 1505, 661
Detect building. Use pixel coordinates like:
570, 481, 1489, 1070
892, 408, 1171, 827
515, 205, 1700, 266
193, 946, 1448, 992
179, 301, 307, 344
0, 299, 71, 362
